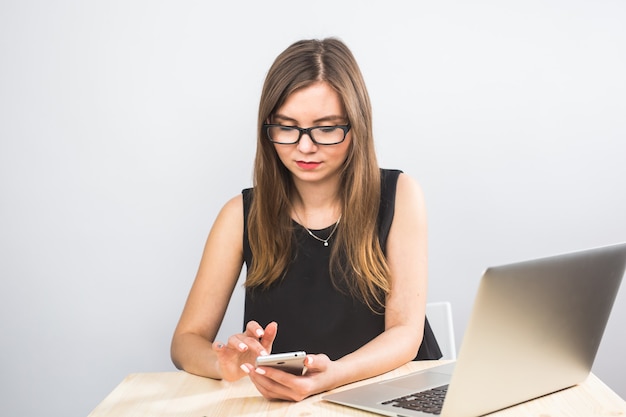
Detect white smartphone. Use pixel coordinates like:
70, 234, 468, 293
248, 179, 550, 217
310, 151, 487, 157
255, 351, 307, 376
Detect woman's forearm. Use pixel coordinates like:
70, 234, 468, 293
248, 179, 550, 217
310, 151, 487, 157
331, 324, 423, 389
171, 332, 222, 379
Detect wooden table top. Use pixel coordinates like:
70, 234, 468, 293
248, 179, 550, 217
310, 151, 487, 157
89, 360, 626, 416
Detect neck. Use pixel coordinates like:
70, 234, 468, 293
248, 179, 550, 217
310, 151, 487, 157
291, 182, 342, 230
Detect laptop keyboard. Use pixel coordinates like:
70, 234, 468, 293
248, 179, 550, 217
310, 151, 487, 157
381, 384, 448, 415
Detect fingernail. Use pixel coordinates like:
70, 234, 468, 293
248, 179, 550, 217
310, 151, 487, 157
238, 343, 248, 351
240, 364, 250, 374
260, 350, 269, 356
255, 329, 264, 337
306, 356, 313, 366
255, 367, 266, 375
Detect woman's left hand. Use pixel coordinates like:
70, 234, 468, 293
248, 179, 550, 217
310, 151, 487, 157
241, 354, 336, 401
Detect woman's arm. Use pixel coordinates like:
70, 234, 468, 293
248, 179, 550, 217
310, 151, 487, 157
171, 194, 274, 381
246, 173, 428, 399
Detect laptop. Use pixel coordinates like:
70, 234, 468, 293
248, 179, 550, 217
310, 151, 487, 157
324, 242, 626, 417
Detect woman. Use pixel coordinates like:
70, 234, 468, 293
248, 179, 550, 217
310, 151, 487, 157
171, 37, 440, 401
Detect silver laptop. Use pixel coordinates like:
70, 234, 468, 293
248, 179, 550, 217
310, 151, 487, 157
324, 242, 626, 417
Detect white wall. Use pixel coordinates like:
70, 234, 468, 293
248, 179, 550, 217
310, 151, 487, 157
1, 1, 624, 416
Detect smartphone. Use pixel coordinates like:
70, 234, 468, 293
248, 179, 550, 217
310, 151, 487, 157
255, 351, 307, 376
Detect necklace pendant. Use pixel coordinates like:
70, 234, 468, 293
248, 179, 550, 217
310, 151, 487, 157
297, 213, 341, 247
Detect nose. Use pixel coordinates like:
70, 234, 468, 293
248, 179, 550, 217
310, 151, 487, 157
296, 131, 318, 152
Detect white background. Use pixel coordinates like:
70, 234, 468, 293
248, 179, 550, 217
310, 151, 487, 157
1, 1, 625, 416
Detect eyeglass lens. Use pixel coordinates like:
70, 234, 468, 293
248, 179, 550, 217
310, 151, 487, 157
267, 125, 347, 144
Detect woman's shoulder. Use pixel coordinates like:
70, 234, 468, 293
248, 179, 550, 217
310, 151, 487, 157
392, 171, 426, 221
380, 168, 420, 190
204, 193, 244, 252
216, 193, 244, 223
380, 168, 424, 203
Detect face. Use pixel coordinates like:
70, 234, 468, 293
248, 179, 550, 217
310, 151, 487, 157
270, 81, 352, 187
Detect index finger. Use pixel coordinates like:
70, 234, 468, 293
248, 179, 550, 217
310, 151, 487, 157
245, 320, 266, 339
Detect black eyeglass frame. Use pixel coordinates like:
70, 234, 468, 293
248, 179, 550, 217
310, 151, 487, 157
263, 124, 352, 145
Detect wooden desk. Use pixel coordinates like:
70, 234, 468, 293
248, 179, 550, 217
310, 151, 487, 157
89, 361, 626, 416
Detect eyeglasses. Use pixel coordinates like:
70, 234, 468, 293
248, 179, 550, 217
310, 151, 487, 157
263, 124, 351, 145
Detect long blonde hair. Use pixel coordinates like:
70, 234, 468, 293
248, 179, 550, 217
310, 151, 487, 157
246, 38, 390, 311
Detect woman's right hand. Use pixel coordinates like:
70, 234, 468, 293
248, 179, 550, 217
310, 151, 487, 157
212, 321, 278, 381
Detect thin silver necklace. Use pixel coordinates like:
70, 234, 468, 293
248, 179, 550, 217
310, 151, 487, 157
293, 211, 342, 247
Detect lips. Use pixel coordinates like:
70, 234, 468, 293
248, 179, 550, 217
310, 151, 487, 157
296, 161, 321, 170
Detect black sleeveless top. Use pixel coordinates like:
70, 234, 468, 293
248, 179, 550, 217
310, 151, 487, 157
242, 169, 441, 361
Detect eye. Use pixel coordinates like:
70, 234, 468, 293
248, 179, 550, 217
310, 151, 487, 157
278, 125, 296, 132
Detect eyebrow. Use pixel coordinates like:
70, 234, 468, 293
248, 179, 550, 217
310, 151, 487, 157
272, 114, 348, 125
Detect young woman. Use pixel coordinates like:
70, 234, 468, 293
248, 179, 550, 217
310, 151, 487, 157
171, 37, 441, 401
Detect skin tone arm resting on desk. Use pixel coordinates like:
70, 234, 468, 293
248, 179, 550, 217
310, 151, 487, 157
170, 193, 264, 381
170, 37, 430, 401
